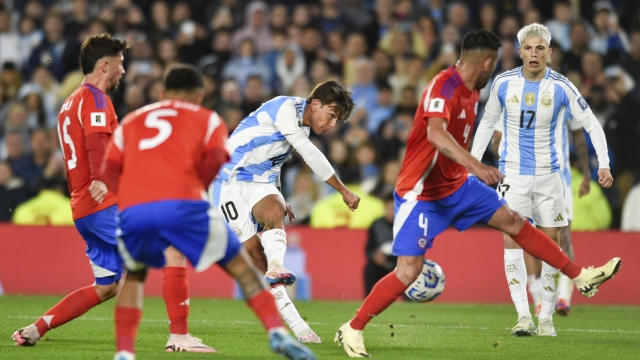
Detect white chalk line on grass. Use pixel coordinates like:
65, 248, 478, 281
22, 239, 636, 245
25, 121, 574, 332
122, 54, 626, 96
4, 315, 640, 334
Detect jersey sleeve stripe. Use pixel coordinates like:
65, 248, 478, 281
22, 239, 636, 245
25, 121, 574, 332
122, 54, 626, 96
549, 73, 578, 95
204, 112, 221, 145
85, 85, 107, 110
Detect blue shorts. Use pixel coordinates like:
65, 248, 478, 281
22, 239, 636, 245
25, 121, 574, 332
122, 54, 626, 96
74, 205, 123, 285
117, 200, 242, 272
393, 176, 506, 256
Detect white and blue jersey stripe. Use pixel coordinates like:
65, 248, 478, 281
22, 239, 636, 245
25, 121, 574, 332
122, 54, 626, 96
219, 96, 309, 184
476, 67, 593, 176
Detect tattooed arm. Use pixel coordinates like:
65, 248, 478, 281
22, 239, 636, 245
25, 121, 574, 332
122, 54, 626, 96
571, 129, 591, 197
427, 117, 503, 185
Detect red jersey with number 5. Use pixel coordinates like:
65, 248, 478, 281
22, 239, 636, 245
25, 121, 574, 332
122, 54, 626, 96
57, 83, 118, 219
395, 66, 480, 201
104, 100, 229, 211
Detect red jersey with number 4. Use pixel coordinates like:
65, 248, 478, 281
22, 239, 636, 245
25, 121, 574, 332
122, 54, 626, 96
58, 83, 118, 220
396, 66, 480, 201
104, 100, 229, 211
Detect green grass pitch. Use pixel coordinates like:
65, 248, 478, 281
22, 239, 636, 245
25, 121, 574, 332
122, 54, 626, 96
1, 296, 639, 359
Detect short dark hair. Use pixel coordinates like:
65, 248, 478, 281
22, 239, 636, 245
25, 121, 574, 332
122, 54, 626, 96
163, 64, 204, 91
461, 29, 501, 53
307, 80, 354, 122
79, 33, 129, 75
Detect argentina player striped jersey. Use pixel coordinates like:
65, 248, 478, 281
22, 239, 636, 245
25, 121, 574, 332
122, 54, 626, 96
474, 67, 593, 176
218, 96, 309, 184
560, 112, 583, 186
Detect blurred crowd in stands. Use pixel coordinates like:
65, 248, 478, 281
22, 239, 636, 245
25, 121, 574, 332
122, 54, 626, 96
1, 0, 639, 230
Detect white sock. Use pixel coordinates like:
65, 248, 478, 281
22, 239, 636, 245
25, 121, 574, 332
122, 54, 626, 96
539, 261, 560, 320
261, 229, 287, 268
168, 333, 190, 341
527, 275, 542, 309
558, 274, 574, 304
504, 249, 530, 318
269, 286, 308, 336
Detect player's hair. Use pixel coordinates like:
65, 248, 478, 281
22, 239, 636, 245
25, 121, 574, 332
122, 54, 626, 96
79, 33, 129, 75
517, 23, 552, 47
163, 64, 204, 91
461, 29, 502, 53
307, 80, 354, 122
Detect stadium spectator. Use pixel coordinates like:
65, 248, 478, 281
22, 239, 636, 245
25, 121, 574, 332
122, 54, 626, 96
621, 29, 640, 102
275, 44, 306, 95
25, 13, 79, 82
589, 1, 630, 65
0, 160, 29, 222
231, 1, 272, 56
240, 75, 267, 117
565, 21, 591, 73
364, 193, 396, 297
0, 8, 20, 69
545, 0, 573, 51
221, 37, 270, 91
287, 167, 320, 225
12, 176, 73, 225
14, 128, 52, 194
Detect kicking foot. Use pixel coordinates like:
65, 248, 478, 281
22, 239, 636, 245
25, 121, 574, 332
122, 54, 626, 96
334, 322, 370, 358
573, 257, 621, 298
12, 325, 41, 346
269, 328, 316, 360
265, 265, 297, 286
537, 318, 557, 336
165, 334, 218, 353
511, 315, 536, 336
297, 328, 322, 343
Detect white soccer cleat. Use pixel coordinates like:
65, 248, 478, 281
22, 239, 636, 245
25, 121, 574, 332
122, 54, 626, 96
297, 328, 322, 343
537, 318, 557, 336
511, 315, 536, 336
11, 324, 41, 346
165, 334, 218, 353
573, 257, 622, 298
334, 322, 370, 358
269, 328, 316, 360
265, 265, 297, 286
114, 350, 135, 360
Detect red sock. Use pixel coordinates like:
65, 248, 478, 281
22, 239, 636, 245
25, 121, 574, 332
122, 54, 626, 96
34, 285, 101, 336
513, 222, 581, 278
350, 271, 407, 330
162, 267, 189, 334
247, 290, 284, 331
115, 307, 142, 353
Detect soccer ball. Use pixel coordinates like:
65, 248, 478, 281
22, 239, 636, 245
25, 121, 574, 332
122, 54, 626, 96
404, 259, 445, 302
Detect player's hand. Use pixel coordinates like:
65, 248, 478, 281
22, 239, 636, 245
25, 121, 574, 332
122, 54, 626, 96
342, 190, 361, 211
473, 163, 504, 185
597, 169, 613, 188
284, 202, 296, 224
579, 176, 591, 197
89, 180, 108, 204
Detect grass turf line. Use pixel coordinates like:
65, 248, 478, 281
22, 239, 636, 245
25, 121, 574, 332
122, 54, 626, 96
1, 296, 639, 359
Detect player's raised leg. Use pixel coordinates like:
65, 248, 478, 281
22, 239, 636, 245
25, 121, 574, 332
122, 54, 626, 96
162, 246, 216, 352
487, 205, 621, 298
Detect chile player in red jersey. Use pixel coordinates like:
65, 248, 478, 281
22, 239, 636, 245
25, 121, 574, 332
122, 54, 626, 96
93, 64, 315, 360
334, 30, 621, 358
12, 34, 215, 353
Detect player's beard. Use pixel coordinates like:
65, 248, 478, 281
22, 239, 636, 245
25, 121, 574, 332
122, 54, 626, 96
476, 73, 490, 89
108, 78, 121, 92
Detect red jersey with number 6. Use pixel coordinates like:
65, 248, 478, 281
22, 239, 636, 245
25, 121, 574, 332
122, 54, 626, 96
104, 100, 229, 211
57, 83, 118, 219
395, 66, 480, 201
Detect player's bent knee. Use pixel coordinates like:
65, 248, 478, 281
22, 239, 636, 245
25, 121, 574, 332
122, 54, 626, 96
164, 246, 187, 267
394, 262, 423, 286
94, 282, 119, 301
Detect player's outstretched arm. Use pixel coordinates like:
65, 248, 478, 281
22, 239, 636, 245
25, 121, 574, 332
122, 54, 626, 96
325, 174, 360, 211
428, 117, 503, 185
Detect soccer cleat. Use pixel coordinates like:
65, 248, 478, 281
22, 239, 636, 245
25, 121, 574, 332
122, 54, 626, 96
555, 299, 571, 316
511, 315, 537, 336
265, 265, 297, 286
165, 334, 218, 353
534, 304, 541, 317
334, 322, 370, 358
297, 328, 322, 343
573, 257, 621, 298
269, 328, 316, 360
114, 350, 135, 360
11, 325, 41, 346
537, 318, 557, 336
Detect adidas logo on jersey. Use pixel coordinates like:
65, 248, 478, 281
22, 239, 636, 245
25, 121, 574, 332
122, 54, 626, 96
457, 110, 466, 119
506, 95, 519, 103
554, 214, 564, 222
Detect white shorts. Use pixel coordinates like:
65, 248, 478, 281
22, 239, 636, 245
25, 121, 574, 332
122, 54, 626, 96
211, 177, 283, 242
497, 172, 568, 227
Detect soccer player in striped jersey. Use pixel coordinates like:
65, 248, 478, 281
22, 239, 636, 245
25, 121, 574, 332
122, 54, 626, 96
211, 81, 360, 343
491, 110, 592, 318
471, 23, 614, 337
335, 29, 620, 359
